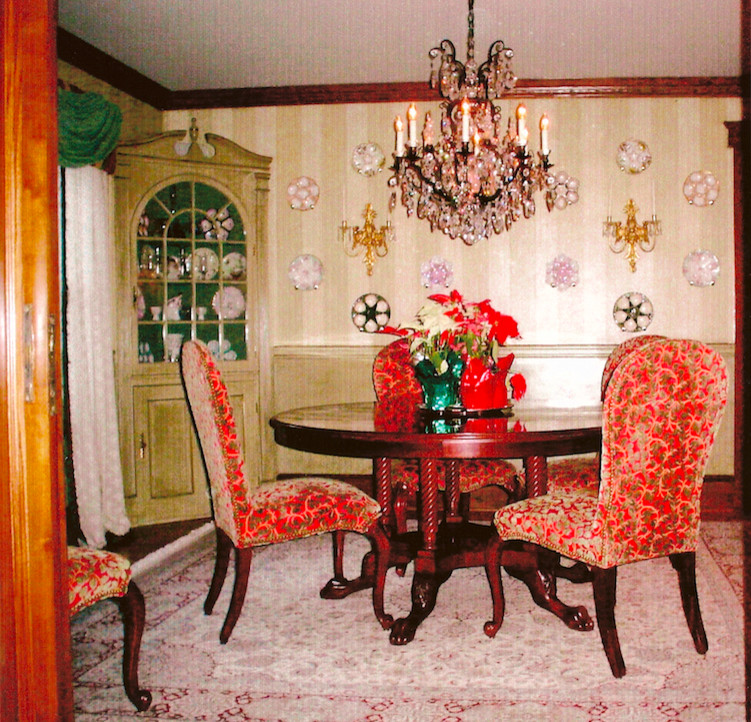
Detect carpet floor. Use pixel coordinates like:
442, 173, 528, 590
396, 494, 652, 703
72, 521, 744, 721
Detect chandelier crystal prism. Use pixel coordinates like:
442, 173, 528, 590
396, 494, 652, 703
388, 0, 555, 245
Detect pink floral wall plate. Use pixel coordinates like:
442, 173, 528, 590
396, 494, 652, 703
683, 250, 720, 286
288, 254, 323, 290
287, 176, 320, 210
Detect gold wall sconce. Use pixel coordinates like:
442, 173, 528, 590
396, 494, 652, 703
340, 203, 395, 276
603, 199, 661, 272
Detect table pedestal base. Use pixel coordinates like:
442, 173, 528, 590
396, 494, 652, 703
321, 522, 594, 644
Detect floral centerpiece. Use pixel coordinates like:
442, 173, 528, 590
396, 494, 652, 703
383, 290, 526, 411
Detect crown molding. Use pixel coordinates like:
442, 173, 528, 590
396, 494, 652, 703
58, 28, 743, 111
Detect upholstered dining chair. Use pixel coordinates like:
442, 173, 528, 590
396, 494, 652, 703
181, 339, 391, 643
544, 334, 666, 496
373, 339, 521, 533
484, 338, 728, 677
68, 546, 151, 711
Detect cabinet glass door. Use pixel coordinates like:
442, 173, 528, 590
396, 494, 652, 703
135, 180, 248, 363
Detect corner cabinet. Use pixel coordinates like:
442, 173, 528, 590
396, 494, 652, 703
114, 131, 272, 526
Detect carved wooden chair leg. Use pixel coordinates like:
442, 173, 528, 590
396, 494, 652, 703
591, 566, 626, 678
670, 551, 708, 654
205, 527, 232, 615
114, 581, 152, 711
219, 546, 253, 644
483, 535, 505, 637
331, 529, 346, 583
370, 524, 394, 630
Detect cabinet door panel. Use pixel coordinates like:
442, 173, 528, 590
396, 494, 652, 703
130, 385, 210, 525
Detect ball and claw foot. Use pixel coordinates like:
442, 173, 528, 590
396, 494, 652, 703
483, 620, 501, 638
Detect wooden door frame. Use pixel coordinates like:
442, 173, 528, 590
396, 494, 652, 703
1, 0, 72, 719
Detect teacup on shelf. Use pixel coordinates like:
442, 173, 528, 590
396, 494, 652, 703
150, 306, 162, 321
196, 306, 207, 321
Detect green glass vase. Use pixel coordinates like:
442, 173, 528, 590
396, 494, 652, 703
413, 351, 465, 411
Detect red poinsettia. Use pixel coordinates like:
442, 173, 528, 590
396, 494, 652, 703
382, 289, 526, 401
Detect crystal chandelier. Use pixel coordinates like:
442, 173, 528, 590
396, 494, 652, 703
388, 0, 555, 245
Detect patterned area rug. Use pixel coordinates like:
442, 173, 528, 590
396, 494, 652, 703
72, 521, 744, 721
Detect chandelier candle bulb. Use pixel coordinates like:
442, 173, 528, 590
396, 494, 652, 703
540, 114, 550, 155
423, 112, 434, 147
394, 116, 404, 157
516, 104, 526, 142
461, 99, 471, 143
408, 104, 417, 147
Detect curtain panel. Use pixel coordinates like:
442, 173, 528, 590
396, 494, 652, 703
64, 166, 130, 547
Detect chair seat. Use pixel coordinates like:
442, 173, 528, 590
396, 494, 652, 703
391, 458, 519, 495
544, 456, 600, 495
235, 477, 382, 548
68, 547, 132, 616
493, 491, 602, 566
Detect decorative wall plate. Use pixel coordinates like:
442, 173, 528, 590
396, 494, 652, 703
351, 293, 390, 333
351, 142, 385, 176
187, 247, 219, 280
547, 170, 580, 210
683, 250, 720, 286
613, 292, 654, 332
420, 256, 454, 288
616, 139, 651, 174
287, 176, 320, 210
212, 287, 245, 319
288, 253, 323, 290
682, 171, 719, 206
208, 339, 237, 361
545, 254, 579, 290
221, 251, 247, 280
200, 207, 235, 239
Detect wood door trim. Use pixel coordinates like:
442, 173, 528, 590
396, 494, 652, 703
1, 0, 71, 718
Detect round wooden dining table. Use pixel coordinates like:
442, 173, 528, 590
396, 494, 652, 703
270, 400, 603, 644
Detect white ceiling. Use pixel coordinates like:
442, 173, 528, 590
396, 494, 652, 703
58, 0, 742, 92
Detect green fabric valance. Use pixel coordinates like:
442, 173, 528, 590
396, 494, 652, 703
58, 89, 122, 168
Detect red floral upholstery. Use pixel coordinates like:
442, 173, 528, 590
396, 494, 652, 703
545, 335, 665, 496
181, 339, 390, 643
486, 339, 728, 676
68, 546, 131, 616
68, 546, 151, 710
373, 339, 519, 496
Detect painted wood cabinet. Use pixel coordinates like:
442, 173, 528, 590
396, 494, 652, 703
114, 130, 271, 526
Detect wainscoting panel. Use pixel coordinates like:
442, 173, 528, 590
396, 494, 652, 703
270, 342, 735, 480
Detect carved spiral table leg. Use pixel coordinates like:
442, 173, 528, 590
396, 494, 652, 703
444, 461, 462, 523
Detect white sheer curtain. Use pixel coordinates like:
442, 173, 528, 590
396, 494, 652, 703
64, 165, 130, 548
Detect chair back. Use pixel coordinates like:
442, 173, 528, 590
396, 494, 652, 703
373, 338, 422, 402
595, 339, 727, 567
181, 339, 248, 545
600, 335, 664, 400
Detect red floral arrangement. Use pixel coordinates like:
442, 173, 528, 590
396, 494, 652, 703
383, 290, 526, 406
